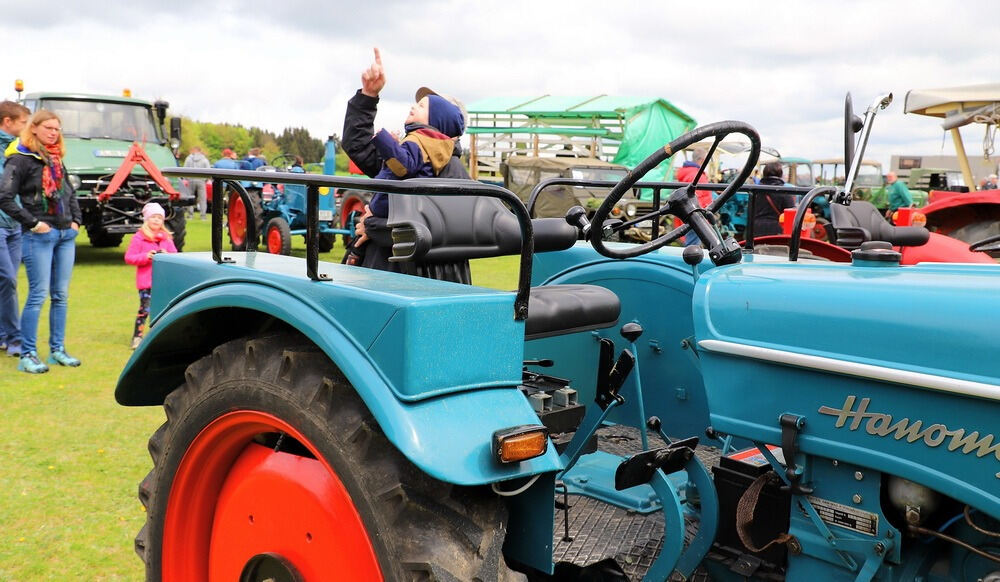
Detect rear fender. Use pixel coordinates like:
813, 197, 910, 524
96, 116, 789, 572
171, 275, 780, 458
898, 232, 995, 264
115, 283, 562, 485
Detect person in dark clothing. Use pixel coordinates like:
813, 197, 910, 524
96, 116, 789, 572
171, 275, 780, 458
342, 47, 469, 272
752, 161, 795, 237
0, 110, 83, 374
0, 100, 30, 357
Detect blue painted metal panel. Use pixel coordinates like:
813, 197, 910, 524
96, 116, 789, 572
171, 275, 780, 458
147, 252, 523, 400
693, 260, 1000, 384
694, 260, 1000, 518
530, 243, 713, 440
120, 253, 559, 486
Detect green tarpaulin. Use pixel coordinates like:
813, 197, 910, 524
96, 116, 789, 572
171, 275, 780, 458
467, 95, 696, 181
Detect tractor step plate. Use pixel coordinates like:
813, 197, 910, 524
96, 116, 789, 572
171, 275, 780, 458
552, 425, 720, 580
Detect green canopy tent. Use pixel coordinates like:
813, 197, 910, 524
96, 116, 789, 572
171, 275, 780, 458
466, 95, 696, 182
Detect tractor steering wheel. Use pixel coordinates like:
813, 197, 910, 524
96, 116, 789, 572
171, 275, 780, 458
590, 121, 761, 264
269, 153, 298, 170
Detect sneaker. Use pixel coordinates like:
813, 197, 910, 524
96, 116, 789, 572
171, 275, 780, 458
131, 336, 143, 350
47, 349, 81, 367
6, 340, 21, 357
18, 352, 49, 374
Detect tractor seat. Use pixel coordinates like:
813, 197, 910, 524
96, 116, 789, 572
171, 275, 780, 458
830, 201, 929, 249
387, 185, 620, 339
525, 284, 620, 340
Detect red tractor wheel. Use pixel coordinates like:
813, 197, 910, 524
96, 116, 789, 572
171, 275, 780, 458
339, 191, 369, 246
136, 335, 523, 582
264, 217, 292, 255
813, 217, 831, 242
227, 189, 263, 251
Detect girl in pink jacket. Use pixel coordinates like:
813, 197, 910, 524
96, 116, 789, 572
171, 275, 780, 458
124, 203, 177, 349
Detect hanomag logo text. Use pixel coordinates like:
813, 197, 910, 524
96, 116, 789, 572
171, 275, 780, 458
818, 395, 1000, 479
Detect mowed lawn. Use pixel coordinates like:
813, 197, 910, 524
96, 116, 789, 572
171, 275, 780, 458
0, 217, 518, 580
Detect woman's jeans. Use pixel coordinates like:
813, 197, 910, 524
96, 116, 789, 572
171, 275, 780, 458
21, 227, 77, 354
0, 226, 22, 347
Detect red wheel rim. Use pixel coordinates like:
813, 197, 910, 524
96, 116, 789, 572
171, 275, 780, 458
229, 196, 247, 246
267, 226, 283, 254
341, 198, 364, 229
162, 410, 382, 581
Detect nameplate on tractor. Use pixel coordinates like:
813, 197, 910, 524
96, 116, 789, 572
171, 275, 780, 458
818, 395, 1000, 480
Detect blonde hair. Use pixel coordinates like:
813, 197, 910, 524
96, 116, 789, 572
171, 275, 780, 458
20, 109, 65, 157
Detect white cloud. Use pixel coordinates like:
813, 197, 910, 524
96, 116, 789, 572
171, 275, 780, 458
5, 0, 998, 169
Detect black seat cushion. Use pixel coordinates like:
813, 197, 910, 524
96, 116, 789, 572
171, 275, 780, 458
831, 201, 929, 249
525, 284, 620, 340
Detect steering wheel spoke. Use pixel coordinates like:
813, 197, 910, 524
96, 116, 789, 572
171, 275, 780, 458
590, 122, 760, 264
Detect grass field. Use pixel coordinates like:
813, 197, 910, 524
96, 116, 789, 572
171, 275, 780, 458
0, 218, 517, 580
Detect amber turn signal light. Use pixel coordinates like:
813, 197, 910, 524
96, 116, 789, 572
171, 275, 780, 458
492, 425, 548, 464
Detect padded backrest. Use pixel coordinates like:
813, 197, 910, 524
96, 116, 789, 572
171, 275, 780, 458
830, 201, 929, 248
388, 189, 577, 263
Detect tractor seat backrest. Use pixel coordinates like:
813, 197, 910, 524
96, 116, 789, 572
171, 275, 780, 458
830, 200, 929, 249
387, 189, 619, 339
388, 190, 578, 263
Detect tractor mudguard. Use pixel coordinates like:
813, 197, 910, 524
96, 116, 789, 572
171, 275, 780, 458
116, 253, 563, 486
898, 231, 995, 263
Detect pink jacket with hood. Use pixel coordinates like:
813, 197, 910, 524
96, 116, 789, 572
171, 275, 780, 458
124, 229, 177, 289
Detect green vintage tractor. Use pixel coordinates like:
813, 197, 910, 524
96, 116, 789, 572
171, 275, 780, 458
17, 86, 192, 249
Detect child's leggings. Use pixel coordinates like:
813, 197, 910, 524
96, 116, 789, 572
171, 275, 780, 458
133, 288, 152, 338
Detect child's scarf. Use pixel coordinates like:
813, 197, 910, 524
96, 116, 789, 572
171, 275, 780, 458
140, 224, 172, 242
40, 144, 64, 216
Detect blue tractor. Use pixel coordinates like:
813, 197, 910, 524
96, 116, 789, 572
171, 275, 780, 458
228, 141, 357, 254
118, 110, 1000, 581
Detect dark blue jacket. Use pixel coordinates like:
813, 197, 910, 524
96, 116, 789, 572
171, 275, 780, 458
0, 131, 17, 229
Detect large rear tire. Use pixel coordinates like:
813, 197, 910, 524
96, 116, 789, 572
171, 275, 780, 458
86, 227, 125, 248
164, 209, 187, 252
227, 189, 263, 251
339, 190, 370, 246
136, 334, 523, 582
317, 233, 335, 253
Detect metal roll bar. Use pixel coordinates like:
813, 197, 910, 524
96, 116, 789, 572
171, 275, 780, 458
163, 168, 535, 321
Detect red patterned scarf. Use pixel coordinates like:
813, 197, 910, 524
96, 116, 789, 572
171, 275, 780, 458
40, 143, 63, 215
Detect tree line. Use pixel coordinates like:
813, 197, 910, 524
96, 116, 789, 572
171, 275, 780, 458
178, 118, 348, 172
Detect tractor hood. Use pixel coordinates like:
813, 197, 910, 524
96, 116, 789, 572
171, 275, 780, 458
62, 138, 176, 176
693, 260, 1000, 386
694, 259, 1000, 517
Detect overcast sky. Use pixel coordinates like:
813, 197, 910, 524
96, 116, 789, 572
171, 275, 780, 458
6, 0, 999, 171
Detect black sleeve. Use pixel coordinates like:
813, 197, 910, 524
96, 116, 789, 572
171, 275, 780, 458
363, 214, 394, 247
342, 90, 383, 178
64, 165, 82, 224
0, 158, 39, 228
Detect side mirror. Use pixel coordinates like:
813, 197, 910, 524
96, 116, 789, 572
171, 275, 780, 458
844, 92, 863, 166
154, 100, 170, 126
169, 117, 182, 156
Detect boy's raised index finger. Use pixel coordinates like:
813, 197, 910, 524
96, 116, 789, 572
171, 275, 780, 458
373, 47, 382, 65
